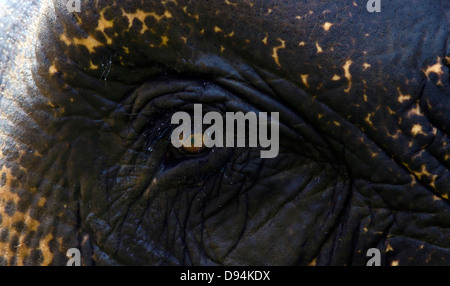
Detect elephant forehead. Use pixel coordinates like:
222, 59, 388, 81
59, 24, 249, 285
57, 0, 446, 92
62, 0, 357, 74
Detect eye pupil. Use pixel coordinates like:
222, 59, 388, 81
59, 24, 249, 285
178, 133, 207, 154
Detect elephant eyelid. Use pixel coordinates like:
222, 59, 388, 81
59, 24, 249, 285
175, 132, 209, 155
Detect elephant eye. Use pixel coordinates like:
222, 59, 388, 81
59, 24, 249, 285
176, 132, 208, 155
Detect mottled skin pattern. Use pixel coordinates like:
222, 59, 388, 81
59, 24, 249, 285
0, 0, 449, 265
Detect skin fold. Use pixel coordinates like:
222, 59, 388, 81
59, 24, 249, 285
0, 0, 449, 265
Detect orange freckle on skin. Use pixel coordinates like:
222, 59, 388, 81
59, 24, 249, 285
48, 64, 58, 74
225, 31, 235, 38
315, 42, 323, 54
411, 124, 426, 136
322, 22, 333, 31
343, 60, 353, 93
96, 10, 114, 45
224, 0, 238, 6
160, 36, 169, 46
423, 57, 444, 86
407, 104, 424, 117
272, 38, 286, 67
363, 63, 371, 70
397, 87, 411, 103
89, 61, 98, 70
332, 74, 341, 81
365, 113, 374, 125
308, 258, 317, 266
300, 74, 309, 88
37, 197, 46, 207
121, 8, 172, 33
262, 34, 268, 45
182, 6, 199, 21
60, 33, 103, 53
404, 164, 438, 190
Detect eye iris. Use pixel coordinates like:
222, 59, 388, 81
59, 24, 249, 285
179, 133, 206, 154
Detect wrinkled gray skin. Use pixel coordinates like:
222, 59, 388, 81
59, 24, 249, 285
0, 1, 38, 87
0, 0, 449, 266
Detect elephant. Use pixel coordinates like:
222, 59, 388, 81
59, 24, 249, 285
0, 0, 449, 266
